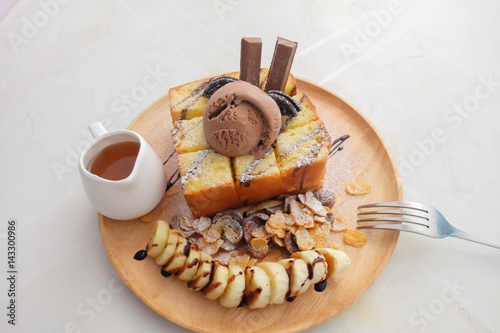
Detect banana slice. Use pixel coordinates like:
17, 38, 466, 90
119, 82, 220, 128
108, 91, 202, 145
164, 236, 189, 273
147, 220, 171, 258
177, 244, 201, 281
244, 266, 271, 309
316, 248, 351, 278
187, 252, 213, 291
257, 262, 289, 304
278, 258, 310, 298
219, 265, 245, 308
155, 231, 181, 266
291, 250, 327, 285
203, 261, 229, 300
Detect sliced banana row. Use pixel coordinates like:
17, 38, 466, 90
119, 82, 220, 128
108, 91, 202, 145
141, 220, 351, 308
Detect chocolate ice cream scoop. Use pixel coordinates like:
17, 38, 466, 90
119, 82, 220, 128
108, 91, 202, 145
203, 81, 281, 158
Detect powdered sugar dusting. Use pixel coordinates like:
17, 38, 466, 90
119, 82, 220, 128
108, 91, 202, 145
180, 150, 212, 186
238, 147, 274, 183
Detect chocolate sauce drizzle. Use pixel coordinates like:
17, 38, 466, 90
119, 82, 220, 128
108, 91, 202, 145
314, 280, 327, 292
165, 169, 180, 192
161, 269, 172, 277
133, 244, 148, 261
328, 134, 350, 158
163, 150, 176, 165
163, 150, 180, 192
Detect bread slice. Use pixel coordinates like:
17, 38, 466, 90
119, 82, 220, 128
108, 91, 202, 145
280, 92, 319, 133
178, 150, 240, 217
275, 120, 331, 193
233, 148, 283, 205
172, 116, 210, 154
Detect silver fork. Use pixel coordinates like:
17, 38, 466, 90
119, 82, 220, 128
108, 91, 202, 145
357, 201, 500, 249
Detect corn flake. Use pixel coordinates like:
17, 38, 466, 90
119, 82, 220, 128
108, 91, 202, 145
251, 225, 272, 239
272, 235, 285, 247
295, 227, 314, 251
327, 242, 340, 250
344, 229, 368, 248
229, 254, 250, 267
139, 211, 154, 223
248, 258, 258, 266
267, 211, 286, 229
250, 238, 269, 255
331, 216, 348, 232
199, 238, 224, 255
262, 249, 283, 262
203, 228, 221, 243
346, 181, 372, 195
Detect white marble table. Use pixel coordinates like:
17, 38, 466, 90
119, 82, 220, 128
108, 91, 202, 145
1, 0, 499, 332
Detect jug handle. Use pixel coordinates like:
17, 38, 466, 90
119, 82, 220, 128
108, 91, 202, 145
89, 122, 107, 139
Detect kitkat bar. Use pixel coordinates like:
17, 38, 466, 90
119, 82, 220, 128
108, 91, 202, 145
265, 37, 298, 92
240, 37, 262, 86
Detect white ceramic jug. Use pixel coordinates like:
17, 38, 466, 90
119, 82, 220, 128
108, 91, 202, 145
79, 122, 167, 220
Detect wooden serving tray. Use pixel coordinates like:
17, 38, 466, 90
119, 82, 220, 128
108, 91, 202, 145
98, 78, 403, 332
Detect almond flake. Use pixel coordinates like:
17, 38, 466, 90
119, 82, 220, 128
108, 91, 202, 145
304, 191, 328, 216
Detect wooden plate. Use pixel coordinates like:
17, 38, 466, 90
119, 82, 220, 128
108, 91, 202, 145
98, 78, 403, 333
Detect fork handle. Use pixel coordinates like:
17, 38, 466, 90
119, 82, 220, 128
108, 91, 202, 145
451, 230, 500, 249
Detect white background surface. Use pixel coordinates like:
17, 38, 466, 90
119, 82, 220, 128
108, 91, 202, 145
1, 0, 499, 332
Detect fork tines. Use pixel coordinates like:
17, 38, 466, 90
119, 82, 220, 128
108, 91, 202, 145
357, 201, 431, 231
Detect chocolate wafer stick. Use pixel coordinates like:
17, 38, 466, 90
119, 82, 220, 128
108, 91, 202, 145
265, 37, 298, 92
240, 37, 262, 86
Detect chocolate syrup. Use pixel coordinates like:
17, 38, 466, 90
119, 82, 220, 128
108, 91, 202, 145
165, 169, 180, 192
183, 244, 191, 257
307, 257, 325, 280
307, 264, 314, 280
133, 250, 147, 261
188, 259, 199, 269
200, 262, 216, 293
163, 149, 176, 165
161, 269, 172, 278
285, 263, 294, 299
329, 134, 350, 157
314, 280, 327, 292
133, 244, 149, 261
237, 295, 247, 308
177, 82, 209, 120
286, 296, 296, 302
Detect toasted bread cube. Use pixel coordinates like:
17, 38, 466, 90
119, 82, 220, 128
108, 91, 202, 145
169, 79, 211, 125
173, 117, 210, 154
275, 121, 331, 193
233, 149, 282, 205
178, 150, 239, 217
280, 92, 319, 133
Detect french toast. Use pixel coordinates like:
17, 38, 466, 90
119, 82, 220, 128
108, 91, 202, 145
177, 150, 240, 217
169, 71, 331, 217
